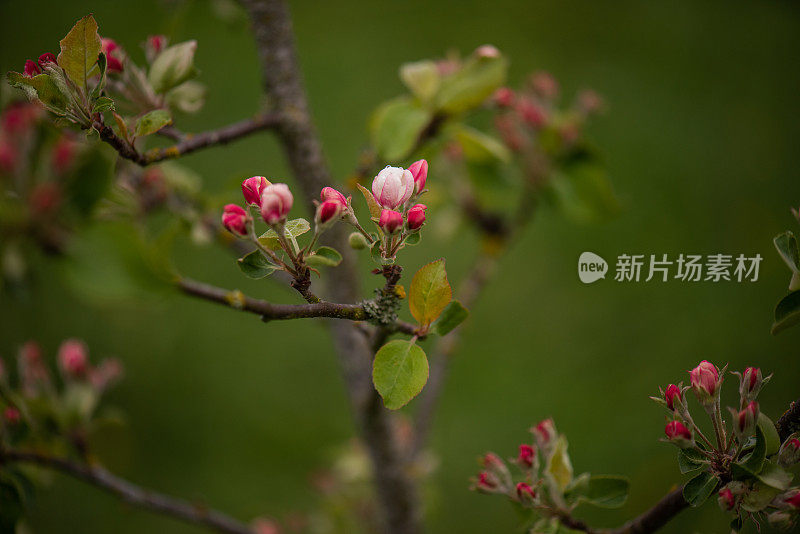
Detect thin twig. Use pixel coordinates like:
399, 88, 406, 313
1, 450, 254, 534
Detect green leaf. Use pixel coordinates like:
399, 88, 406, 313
432, 300, 469, 336
237, 250, 278, 279
148, 40, 199, 94
166, 80, 206, 113
548, 163, 620, 224
357, 182, 382, 220
372, 340, 429, 410
774, 231, 800, 272
90, 52, 107, 100
258, 218, 311, 250
683, 471, 718, 507
741, 481, 781, 513
57, 14, 102, 88
7, 72, 68, 113
771, 290, 800, 335
678, 448, 706, 474
755, 463, 792, 490
369, 97, 432, 161
570, 475, 630, 509
305, 246, 342, 268
409, 259, 452, 326
399, 60, 441, 104
404, 231, 421, 246
454, 124, 511, 163
435, 50, 508, 114
92, 95, 115, 114
135, 109, 173, 137
757, 413, 780, 455
370, 239, 393, 265
545, 436, 574, 492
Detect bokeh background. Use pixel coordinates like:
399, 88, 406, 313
1, 0, 799, 533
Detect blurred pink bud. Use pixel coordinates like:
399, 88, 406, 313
481, 452, 504, 470
58, 339, 88, 378
517, 444, 536, 468
516, 482, 536, 502
89, 358, 123, 391
785, 491, 800, 509
23, 60, 41, 78
689, 360, 719, 403
718, 488, 735, 511
2, 102, 40, 136
740, 367, 763, 400
408, 159, 428, 194
29, 182, 62, 214
19, 341, 51, 395
320, 186, 347, 206
577, 90, 603, 114
242, 176, 270, 205
38, 53, 57, 69
530, 71, 559, 100
517, 99, 547, 128
316, 200, 344, 225
406, 203, 427, 230
52, 136, 77, 174
493, 87, 515, 108
736, 401, 759, 437
665, 420, 692, 445
475, 45, 500, 59
494, 115, 523, 152
378, 209, 403, 234
101, 38, 123, 73
222, 204, 248, 236
252, 518, 281, 534
148, 35, 167, 54
475, 471, 498, 492
260, 183, 293, 225
3, 407, 21, 425
372, 166, 414, 209
665, 384, 682, 411
532, 418, 555, 445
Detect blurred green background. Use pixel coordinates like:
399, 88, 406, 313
1, 0, 799, 533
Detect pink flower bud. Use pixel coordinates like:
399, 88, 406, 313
23, 59, 41, 78
475, 45, 500, 59
577, 90, 603, 114
89, 358, 124, 392
718, 487, 735, 511
242, 176, 270, 205
3, 407, 21, 426
372, 166, 415, 209
665, 384, 682, 411
517, 99, 547, 128
689, 360, 720, 403
316, 200, 344, 225
251, 518, 281, 534
52, 136, 77, 174
516, 482, 536, 503
736, 401, 758, 437
532, 418, 555, 446
37, 52, 57, 69
767, 511, 794, 530
740, 367, 763, 401
406, 204, 427, 231
779, 438, 800, 467
29, 182, 62, 214
58, 338, 89, 378
475, 471, 498, 492
221, 204, 248, 236
530, 71, 559, 100
320, 186, 347, 206
481, 452, 504, 470
517, 444, 536, 468
493, 87, 515, 108
260, 183, 293, 225
379, 209, 403, 234
148, 35, 167, 54
101, 38, 123, 73
407, 159, 428, 194
2, 102, 40, 136
785, 491, 800, 509
664, 420, 692, 446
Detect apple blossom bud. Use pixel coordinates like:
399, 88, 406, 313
516, 482, 536, 504
349, 232, 369, 250
52, 136, 77, 175
479, 452, 512, 489
717, 487, 735, 511
260, 183, 293, 225
379, 209, 403, 234
29, 182, 62, 214
517, 444, 536, 468
316, 200, 344, 226
372, 166, 415, 209
474, 471, 499, 493
664, 384, 682, 411
735, 401, 758, 437
475, 45, 500, 59
221, 204, 248, 236
89, 358, 124, 392
58, 338, 89, 378
406, 204, 427, 231
101, 38, 123, 73
242, 176, 270, 205
493, 87, 515, 108
530, 71, 559, 100
23, 60, 41, 78
320, 186, 347, 206
407, 159, 428, 194
147, 35, 167, 56
3, 407, 21, 426
779, 437, 800, 467
664, 420, 693, 447
784, 491, 800, 509
2, 102, 39, 136
38, 53, 56, 69
767, 511, 794, 530
577, 90, 603, 115
689, 360, 720, 404
532, 418, 555, 447
740, 367, 763, 401
517, 99, 547, 128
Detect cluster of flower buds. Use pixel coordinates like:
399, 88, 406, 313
222, 176, 294, 237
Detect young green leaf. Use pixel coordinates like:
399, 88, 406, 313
454, 124, 511, 163
678, 448, 706, 474
774, 231, 800, 272
683, 471, 718, 507
771, 290, 800, 335
757, 413, 780, 455
6, 73, 68, 114
237, 250, 278, 279
258, 218, 310, 250
356, 182, 382, 220
369, 96, 432, 161
372, 340, 429, 410
305, 246, 343, 268
435, 50, 508, 114
545, 436, 574, 492
134, 109, 172, 137
91, 96, 115, 114
404, 232, 421, 246
431, 300, 469, 336
57, 14, 102, 88
409, 259, 452, 326
569, 475, 630, 509
90, 52, 108, 100
148, 41, 199, 94
399, 60, 441, 104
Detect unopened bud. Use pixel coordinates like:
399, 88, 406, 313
242, 176, 270, 205
407, 159, 428, 194
516, 482, 536, 504
348, 232, 369, 250
517, 444, 536, 468
475, 45, 500, 59
101, 38, 124, 73
784, 491, 800, 509
372, 166, 414, 209
315, 200, 344, 226
664, 384, 682, 411
221, 204, 248, 236
779, 437, 800, 467
740, 367, 763, 401
689, 360, 720, 405
260, 183, 293, 225
406, 204, 427, 231
320, 186, 348, 206
664, 420, 693, 447
23, 60, 41, 78
37, 53, 57, 69
530, 71, 559, 100
532, 418, 556, 447
493, 87, 515, 108
58, 338, 89, 378
3, 407, 21, 426
717, 487, 736, 511
735, 401, 758, 438
516, 99, 547, 128
474, 471, 500, 493
767, 511, 794, 530
378, 209, 403, 234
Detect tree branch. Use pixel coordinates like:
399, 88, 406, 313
1, 450, 254, 534
603, 487, 688, 534
94, 114, 281, 166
